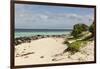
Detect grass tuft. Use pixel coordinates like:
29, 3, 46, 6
65, 40, 88, 54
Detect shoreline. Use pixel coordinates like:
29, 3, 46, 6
15, 34, 68, 45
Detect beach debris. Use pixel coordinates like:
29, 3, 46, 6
24, 49, 26, 50
52, 58, 65, 61
52, 58, 56, 61
40, 56, 44, 58
24, 56, 29, 58
52, 53, 63, 57
15, 52, 34, 57
16, 53, 20, 57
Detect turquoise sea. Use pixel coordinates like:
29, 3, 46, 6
15, 29, 72, 38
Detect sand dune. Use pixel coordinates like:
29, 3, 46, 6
15, 37, 94, 66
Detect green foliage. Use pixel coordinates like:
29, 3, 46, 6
66, 40, 88, 54
63, 38, 70, 45
67, 41, 81, 54
71, 24, 88, 38
82, 34, 93, 41
89, 22, 94, 36
63, 22, 94, 54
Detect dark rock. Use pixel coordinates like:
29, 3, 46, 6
52, 58, 56, 61
40, 56, 44, 58
15, 34, 67, 46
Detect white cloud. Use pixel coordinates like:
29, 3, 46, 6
15, 10, 94, 29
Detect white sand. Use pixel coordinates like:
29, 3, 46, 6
15, 37, 94, 66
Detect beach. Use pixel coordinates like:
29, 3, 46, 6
15, 36, 94, 66
14, 3, 95, 66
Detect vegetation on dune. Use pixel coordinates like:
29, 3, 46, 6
82, 22, 95, 41
71, 24, 88, 38
63, 38, 70, 45
65, 40, 88, 54
64, 22, 95, 54
89, 22, 95, 37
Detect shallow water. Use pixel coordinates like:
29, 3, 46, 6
15, 29, 72, 38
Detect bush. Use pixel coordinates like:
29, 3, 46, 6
71, 24, 88, 38
89, 22, 94, 37
66, 40, 88, 54
66, 41, 81, 54
63, 38, 70, 44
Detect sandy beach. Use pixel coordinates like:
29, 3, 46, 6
15, 37, 94, 66
14, 3, 95, 66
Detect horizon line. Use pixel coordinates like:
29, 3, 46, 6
15, 28, 73, 30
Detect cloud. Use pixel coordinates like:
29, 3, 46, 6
15, 11, 94, 29
15, 4, 94, 29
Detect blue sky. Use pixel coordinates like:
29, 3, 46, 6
15, 4, 94, 29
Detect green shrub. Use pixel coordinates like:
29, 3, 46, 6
63, 38, 70, 44
66, 40, 88, 54
71, 24, 88, 38
89, 22, 94, 37
67, 41, 81, 54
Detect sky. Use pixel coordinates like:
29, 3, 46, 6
15, 4, 94, 29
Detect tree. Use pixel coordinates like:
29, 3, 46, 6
71, 23, 88, 38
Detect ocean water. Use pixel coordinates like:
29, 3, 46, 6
15, 29, 72, 38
